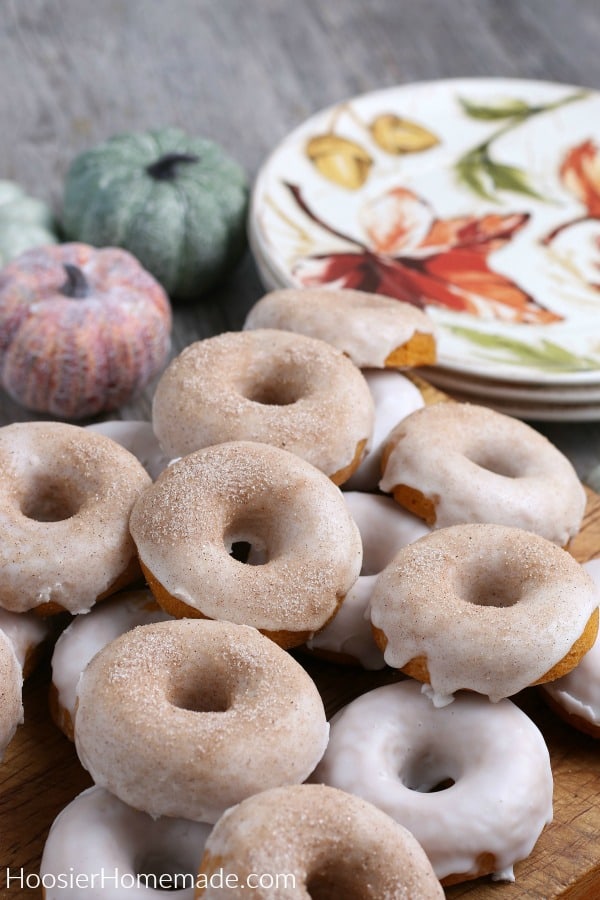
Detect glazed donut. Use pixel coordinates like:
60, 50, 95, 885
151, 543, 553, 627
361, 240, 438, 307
151, 329, 374, 484
0, 607, 52, 677
0, 629, 22, 760
370, 524, 599, 705
541, 558, 600, 737
344, 370, 424, 492
244, 287, 438, 368
379, 402, 586, 546
50, 589, 171, 740
306, 493, 429, 668
0, 422, 151, 614
40, 786, 211, 899
311, 681, 553, 885
74, 619, 329, 823
197, 783, 443, 899
86, 420, 171, 480
129, 441, 362, 648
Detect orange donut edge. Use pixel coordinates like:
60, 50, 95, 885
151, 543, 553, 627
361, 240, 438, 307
384, 331, 437, 368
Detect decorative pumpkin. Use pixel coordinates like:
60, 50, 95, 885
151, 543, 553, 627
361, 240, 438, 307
0, 243, 172, 419
0, 180, 58, 265
62, 128, 249, 302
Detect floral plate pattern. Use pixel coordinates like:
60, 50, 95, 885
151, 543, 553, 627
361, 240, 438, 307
250, 78, 600, 390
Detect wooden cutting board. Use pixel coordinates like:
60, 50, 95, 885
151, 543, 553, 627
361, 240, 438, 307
0, 498, 599, 899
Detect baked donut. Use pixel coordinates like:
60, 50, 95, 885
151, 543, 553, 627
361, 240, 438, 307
311, 681, 553, 885
196, 783, 443, 899
129, 441, 362, 647
0, 607, 52, 677
379, 402, 586, 546
541, 558, 600, 737
370, 524, 599, 705
50, 589, 171, 740
87, 420, 171, 480
0, 422, 151, 614
0, 629, 23, 760
40, 785, 211, 899
74, 619, 329, 823
344, 370, 424, 492
244, 287, 438, 368
151, 329, 374, 484
306, 493, 429, 668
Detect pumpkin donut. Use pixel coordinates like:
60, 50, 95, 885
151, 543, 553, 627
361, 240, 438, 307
379, 402, 586, 546
87, 420, 171, 480
40, 785, 211, 899
74, 619, 329, 823
244, 287, 438, 368
129, 441, 362, 648
0, 628, 23, 760
0, 422, 151, 615
370, 524, 599, 705
151, 329, 374, 484
541, 558, 600, 737
50, 589, 171, 740
312, 681, 553, 885
0, 607, 52, 678
196, 784, 443, 899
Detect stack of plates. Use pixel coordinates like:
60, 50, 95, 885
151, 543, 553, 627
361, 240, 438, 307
249, 77, 600, 421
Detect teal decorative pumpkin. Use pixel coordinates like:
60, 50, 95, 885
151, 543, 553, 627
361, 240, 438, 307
62, 128, 249, 302
0, 181, 57, 265
0, 242, 172, 419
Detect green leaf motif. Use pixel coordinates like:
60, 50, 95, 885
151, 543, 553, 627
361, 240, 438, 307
449, 326, 600, 372
458, 96, 531, 120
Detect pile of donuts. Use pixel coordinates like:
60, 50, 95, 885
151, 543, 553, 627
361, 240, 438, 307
1, 286, 599, 898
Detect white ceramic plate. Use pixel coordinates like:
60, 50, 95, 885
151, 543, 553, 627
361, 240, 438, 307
250, 78, 600, 387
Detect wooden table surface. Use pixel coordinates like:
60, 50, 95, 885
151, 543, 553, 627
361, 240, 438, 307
1, 2, 600, 898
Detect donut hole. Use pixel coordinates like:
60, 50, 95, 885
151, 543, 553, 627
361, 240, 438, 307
466, 449, 523, 479
459, 568, 521, 608
307, 867, 366, 900
20, 476, 83, 522
243, 375, 303, 406
170, 678, 231, 714
401, 748, 456, 793
135, 853, 194, 891
224, 519, 270, 566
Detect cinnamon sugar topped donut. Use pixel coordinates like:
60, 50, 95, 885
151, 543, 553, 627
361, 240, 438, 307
244, 288, 437, 368
370, 524, 599, 704
151, 329, 374, 484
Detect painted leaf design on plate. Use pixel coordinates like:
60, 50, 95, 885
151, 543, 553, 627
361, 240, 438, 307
305, 135, 372, 189
370, 114, 439, 154
449, 325, 599, 371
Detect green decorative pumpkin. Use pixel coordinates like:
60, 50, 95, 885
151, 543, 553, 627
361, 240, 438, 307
62, 128, 249, 302
0, 181, 58, 265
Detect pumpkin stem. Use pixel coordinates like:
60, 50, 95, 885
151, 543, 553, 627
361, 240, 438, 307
59, 264, 89, 299
146, 152, 199, 180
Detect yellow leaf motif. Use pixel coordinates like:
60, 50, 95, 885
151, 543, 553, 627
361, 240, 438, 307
306, 134, 373, 189
370, 114, 439, 154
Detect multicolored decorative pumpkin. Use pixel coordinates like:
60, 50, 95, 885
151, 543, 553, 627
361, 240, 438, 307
0, 243, 172, 419
62, 128, 249, 302
0, 181, 58, 266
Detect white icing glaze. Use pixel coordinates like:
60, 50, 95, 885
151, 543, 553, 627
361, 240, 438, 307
379, 402, 586, 546
75, 619, 329, 823
542, 558, 600, 728
130, 442, 362, 640
311, 680, 553, 883
244, 287, 438, 368
344, 370, 425, 492
0, 607, 50, 670
51, 589, 171, 734
199, 783, 444, 899
370, 524, 599, 702
307, 493, 429, 668
86, 421, 171, 480
0, 422, 151, 613
152, 329, 374, 482
0, 629, 23, 760
40, 785, 211, 899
